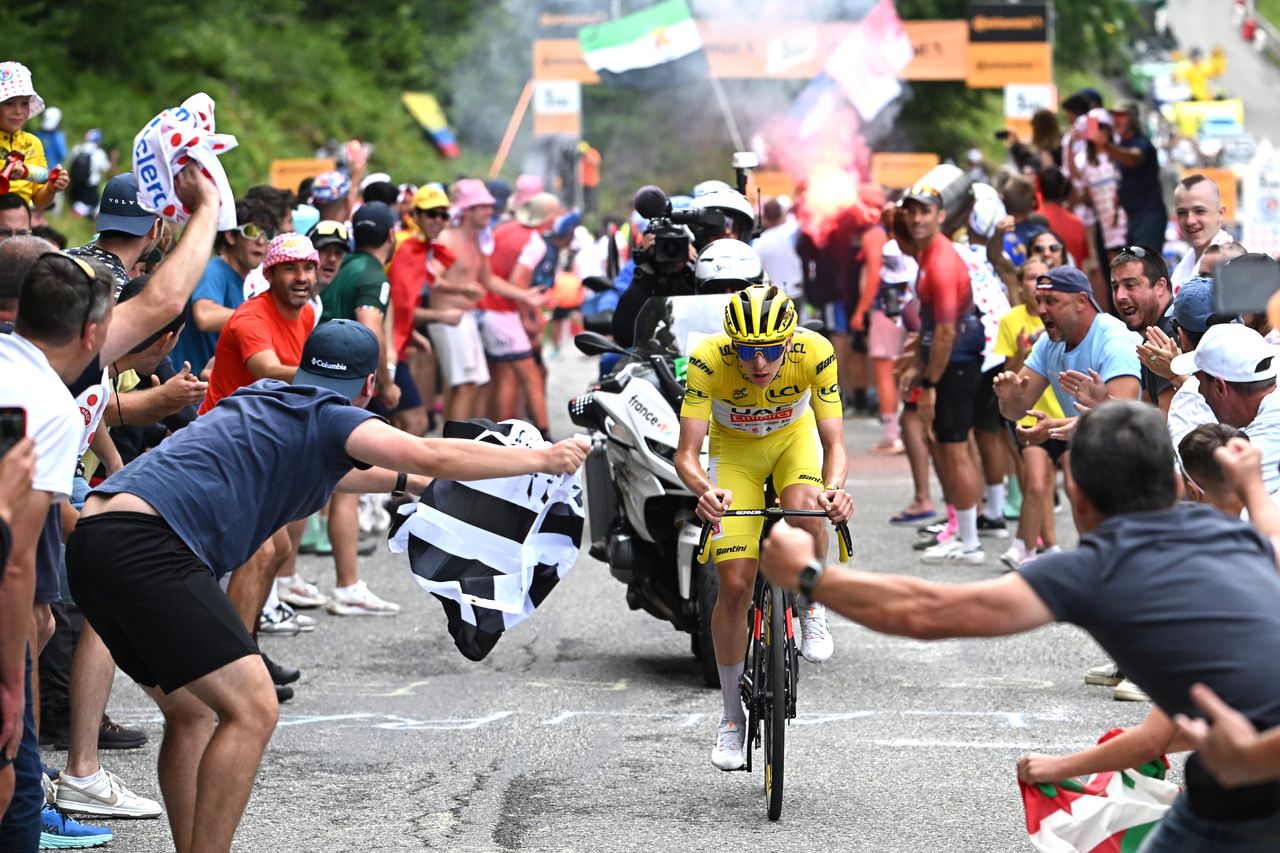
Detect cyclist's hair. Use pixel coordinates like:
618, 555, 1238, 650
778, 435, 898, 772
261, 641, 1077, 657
1070, 402, 1177, 515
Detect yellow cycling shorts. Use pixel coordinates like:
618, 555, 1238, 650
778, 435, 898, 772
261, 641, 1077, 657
707, 414, 823, 564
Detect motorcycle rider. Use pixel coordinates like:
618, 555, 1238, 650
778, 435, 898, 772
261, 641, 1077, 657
611, 184, 756, 347
675, 277, 853, 771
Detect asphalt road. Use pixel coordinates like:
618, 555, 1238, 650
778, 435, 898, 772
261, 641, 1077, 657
53, 351, 1157, 852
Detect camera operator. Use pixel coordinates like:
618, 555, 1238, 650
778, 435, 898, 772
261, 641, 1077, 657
611, 184, 754, 347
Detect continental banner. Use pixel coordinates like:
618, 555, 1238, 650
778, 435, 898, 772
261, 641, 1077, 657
966, 1, 1053, 88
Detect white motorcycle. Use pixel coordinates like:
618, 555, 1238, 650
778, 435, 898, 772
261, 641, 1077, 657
569, 294, 731, 687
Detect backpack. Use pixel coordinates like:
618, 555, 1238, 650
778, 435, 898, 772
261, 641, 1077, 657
69, 150, 93, 189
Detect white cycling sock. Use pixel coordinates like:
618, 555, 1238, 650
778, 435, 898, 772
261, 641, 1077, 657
62, 769, 104, 787
983, 484, 1005, 520
956, 506, 980, 548
262, 581, 281, 616
718, 662, 746, 723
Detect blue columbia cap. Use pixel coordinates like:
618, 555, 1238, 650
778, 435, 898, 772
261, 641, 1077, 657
293, 319, 379, 400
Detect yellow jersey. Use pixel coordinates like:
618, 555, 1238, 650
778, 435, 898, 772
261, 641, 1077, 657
0, 129, 47, 205
680, 328, 842, 437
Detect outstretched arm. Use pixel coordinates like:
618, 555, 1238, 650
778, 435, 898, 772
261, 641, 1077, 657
344, 419, 587, 481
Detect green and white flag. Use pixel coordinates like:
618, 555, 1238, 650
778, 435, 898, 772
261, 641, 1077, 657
578, 0, 708, 89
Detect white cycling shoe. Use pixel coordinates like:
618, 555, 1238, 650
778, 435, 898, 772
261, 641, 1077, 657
711, 718, 746, 771
798, 603, 834, 663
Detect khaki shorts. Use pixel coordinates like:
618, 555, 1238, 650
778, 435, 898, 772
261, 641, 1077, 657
428, 311, 491, 388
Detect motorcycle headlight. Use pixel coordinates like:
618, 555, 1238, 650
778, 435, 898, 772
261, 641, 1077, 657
606, 416, 636, 446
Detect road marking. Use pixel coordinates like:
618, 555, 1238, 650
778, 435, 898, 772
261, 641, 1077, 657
375, 711, 516, 730
541, 710, 704, 727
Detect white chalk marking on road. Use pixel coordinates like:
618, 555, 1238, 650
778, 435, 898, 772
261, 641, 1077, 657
863, 738, 1079, 750
791, 712, 877, 726
541, 710, 708, 726
525, 679, 629, 692
277, 713, 375, 728
374, 711, 516, 730
901, 709, 1028, 728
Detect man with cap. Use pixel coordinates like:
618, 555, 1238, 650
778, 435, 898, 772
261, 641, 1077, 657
67, 173, 161, 295
1094, 100, 1167, 251
900, 180, 990, 564
308, 219, 351, 295
309, 169, 355, 224
481, 191, 559, 435
1171, 174, 1233, 294
317, 201, 405, 617
434, 178, 542, 423
993, 266, 1141, 454
1166, 276, 1232, 452
66, 318, 591, 853
1171, 323, 1280, 493
387, 186, 466, 436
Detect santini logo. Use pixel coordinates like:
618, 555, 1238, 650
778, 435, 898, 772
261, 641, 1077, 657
716, 544, 748, 555
311, 358, 348, 371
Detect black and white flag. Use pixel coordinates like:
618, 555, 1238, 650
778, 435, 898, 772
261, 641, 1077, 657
389, 419, 585, 660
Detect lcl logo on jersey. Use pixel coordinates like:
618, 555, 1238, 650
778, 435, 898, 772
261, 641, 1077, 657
765, 384, 802, 403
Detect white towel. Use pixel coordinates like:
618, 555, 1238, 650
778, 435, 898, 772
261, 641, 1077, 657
131, 93, 238, 231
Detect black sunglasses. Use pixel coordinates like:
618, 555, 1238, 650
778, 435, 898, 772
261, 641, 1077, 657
416, 207, 450, 221
1119, 245, 1153, 259
1033, 243, 1064, 254
40, 252, 99, 336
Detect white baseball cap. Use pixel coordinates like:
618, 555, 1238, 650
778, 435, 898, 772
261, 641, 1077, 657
880, 239, 919, 285
1170, 324, 1279, 382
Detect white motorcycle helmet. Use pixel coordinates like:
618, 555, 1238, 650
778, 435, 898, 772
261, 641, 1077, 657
691, 179, 734, 198
692, 188, 756, 241
694, 238, 765, 294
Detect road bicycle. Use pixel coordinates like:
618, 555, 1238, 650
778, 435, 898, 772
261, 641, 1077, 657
697, 507, 851, 820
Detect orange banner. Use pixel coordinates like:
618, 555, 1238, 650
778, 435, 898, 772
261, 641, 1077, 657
1195, 167, 1239, 223
966, 42, 1052, 88
871, 152, 940, 189
745, 170, 797, 201
901, 20, 968, 81
533, 20, 970, 82
269, 158, 335, 192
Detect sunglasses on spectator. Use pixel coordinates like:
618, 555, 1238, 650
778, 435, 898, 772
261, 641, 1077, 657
734, 342, 787, 363
0, 227, 30, 239
311, 221, 350, 241
1119, 245, 1153, 259
39, 252, 98, 336
1033, 243, 1063, 254
236, 223, 275, 243
416, 207, 450, 221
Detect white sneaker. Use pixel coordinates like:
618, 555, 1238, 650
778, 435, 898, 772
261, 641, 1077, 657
798, 603, 834, 663
1085, 662, 1124, 687
1000, 541, 1029, 571
358, 494, 392, 535
276, 575, 328, 608
259, 601, 316, 634
710, 718, 746, 771
1113, 678, 1151, 702
326, 580, 401, 616
55, 768, 162, 818
921, 539, 985, 564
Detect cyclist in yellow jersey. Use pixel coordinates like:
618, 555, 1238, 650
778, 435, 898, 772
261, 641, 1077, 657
675, 279, 852, 771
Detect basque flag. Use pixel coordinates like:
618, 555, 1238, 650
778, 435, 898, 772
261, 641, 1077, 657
389, 419, 585, 661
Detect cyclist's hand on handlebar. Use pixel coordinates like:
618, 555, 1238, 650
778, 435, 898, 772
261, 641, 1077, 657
696, 488, 731, 523
817, 488, 854, 524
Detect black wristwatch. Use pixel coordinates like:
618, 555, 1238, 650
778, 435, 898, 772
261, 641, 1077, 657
393, 472, 408, 497
920, 376, 936, 390
798, 560, 826, 600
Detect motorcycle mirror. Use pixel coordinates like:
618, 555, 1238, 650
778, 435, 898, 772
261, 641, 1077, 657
582, 311, 614, 335
574, 331, 628, 357
581, 275, 615, 293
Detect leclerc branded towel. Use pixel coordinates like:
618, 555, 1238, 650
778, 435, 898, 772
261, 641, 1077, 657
131, 93, 238, 231
388, 419, 585, 661
1021, 729, 1178, 852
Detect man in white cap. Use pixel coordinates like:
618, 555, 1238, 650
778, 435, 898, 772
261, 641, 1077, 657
433, 178, 541, 423
1171, 323, 1280, 492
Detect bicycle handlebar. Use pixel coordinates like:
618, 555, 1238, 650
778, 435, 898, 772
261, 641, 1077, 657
696, 508, 852, 565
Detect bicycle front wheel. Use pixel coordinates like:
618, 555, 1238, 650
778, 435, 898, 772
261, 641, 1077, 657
763, 584, 787, 821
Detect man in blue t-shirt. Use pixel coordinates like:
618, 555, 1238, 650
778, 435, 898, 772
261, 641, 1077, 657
64, 320, 588, 851
758, 401, 1280, 850
993, 266, 1141, 458
169, 198, 278, 377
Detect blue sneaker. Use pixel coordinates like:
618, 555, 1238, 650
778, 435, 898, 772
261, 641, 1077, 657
39, 804, 112, 849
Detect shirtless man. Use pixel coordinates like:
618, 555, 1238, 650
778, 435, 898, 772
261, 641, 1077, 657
431, 179, 542, 422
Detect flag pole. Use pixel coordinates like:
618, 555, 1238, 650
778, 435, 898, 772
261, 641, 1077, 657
489, 79, 536, 179
708, 75, 745, 152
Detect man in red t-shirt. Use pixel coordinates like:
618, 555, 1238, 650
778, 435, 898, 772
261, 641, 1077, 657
481, 191, 558, 435
386, 186, 465, 435
199, 233, 320, 413
900, 183, 987, 565
1038, 167, 1104, 300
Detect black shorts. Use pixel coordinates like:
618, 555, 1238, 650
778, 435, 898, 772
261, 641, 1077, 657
973, 366, 1003, 435
66, 512, 258, 693
1005, 420, 1069, 464
368, 360, 424, 417
933, 360, 983, 443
